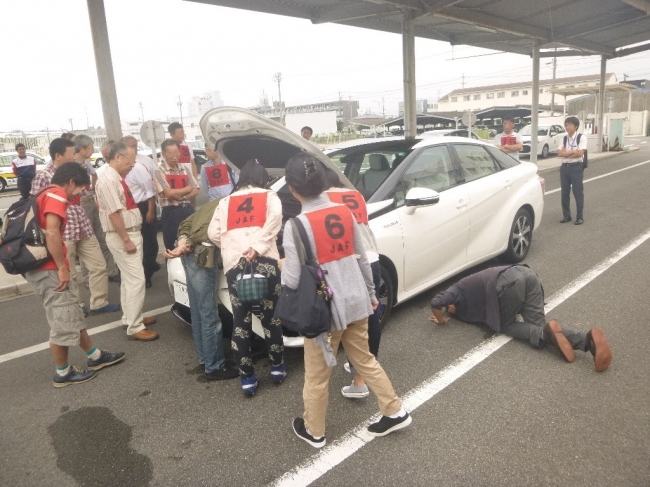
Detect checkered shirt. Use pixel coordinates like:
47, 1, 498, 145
31, 162, 94, 242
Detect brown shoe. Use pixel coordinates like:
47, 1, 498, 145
587, 327, 612, 372
128, 329, 159, 341
142, 316, 157, 326
543, 320, 575, 363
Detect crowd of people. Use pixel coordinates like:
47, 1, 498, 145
18, 116, 608, 448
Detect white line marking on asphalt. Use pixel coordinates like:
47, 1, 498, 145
0, 305, 170, 365
545, 159, 650, 195
270, 226, 650, 487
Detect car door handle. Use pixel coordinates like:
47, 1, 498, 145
456, 199, 468, 209
504, 179, 511, 188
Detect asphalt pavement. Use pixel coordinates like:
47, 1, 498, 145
1, 140, 649, 486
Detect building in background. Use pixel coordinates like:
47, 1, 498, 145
398, 99, 438, 116
437, 74, 618, 113
188, 91, 224, 118
250, 99, 359, 129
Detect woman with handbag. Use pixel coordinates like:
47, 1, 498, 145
207, 160, 285, 396
281, 153, 410, 448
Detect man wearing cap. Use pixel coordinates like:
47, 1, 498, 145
95, 142, 159, 342
494, 116, 523, 160
429, 265, 612, 372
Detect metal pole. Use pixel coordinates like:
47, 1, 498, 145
531, 39, 540, 165
550, 50, 557, 115
627, 88, 633, 135
86, 0, 122, 140
597, 55, 607, 152
402, 13, 417, 139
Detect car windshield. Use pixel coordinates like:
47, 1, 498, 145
519, 125, 548, 136
326, 143, 416, 200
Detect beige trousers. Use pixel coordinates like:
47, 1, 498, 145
81, 199, 118, 278
65, 236, 109, 310
105, 231, 146, 335
303, 318, 402, 437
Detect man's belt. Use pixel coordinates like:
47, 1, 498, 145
125, 225, 142, 232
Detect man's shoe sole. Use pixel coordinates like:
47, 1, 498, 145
293, 420, 326, 448
341, 388, 370, 399
589, 327, 612, 372
53, 373, 97, 388
367, 414, 412, 437
545, 320, 575, 363
87, 354, 126, 371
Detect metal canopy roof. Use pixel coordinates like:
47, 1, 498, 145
188, 0, 650, 57
382, 114, 457, 127
550, 83, 638, 96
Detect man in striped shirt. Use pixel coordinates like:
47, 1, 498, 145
96, 142, 159, 342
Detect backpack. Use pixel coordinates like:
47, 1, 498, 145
0, 187, 67, 275
563, 133, 588, 168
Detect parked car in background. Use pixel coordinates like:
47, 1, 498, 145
421, 129, 480, 140
519, 124, 567, 158
0, 151, 47, 192
167, 108, 545, 347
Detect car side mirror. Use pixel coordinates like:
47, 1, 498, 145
404, 187, 440, 215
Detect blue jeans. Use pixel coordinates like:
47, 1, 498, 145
181, 253, 225, 373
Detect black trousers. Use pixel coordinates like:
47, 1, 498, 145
161, 205, 193, 250
17, 176, 33, 199
560, 163, 584, 220
137, 201, 159, 280
225, 257, 284, 378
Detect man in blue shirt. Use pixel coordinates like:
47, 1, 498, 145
200, 147, 238, 201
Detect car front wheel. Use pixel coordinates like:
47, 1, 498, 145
503, 208, 533, 263
541, 144, 549, 158
0, 178, 6, 192
377, 264, 395, 328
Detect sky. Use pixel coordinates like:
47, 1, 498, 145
2, 0, 650, 133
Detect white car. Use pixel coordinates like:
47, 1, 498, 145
168, 107, 545, 346
0, 151, 47, 192
519, 124, 567, 158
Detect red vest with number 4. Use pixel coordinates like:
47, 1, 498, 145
166, 173, 189, 190
326, 190, 368, 225
227, 192, 267, 230
120, 179, 138, 210
305, 205, 355, 264
206, 164, 230, 187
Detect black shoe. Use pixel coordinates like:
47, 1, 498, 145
560, 217, 572, 223
574, 218, 583, 225
204, 366, 239, 381
292, 417, 326, 448
87, 350, 126, 370
367, 412, 412, 437
145, 278, 152, 289
152, 263, 161, 273
53, 366, 97, 388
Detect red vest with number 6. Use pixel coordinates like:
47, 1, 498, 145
326, 190, 368, 225
227, 192, 267, 230
206, 164, 230, 188
305, 205, 355, 264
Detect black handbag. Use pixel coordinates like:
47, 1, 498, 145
273, 217, 332, 339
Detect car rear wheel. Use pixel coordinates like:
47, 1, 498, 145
541, 144, 549, 158
0, 178, 6, 192
378, 264, 395, 328
503, 208, 533, 263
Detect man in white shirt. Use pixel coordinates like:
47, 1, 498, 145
557, 116, 587, 225
123, 136, 160, 288
493, 116, 523, 161
12, 143, 37, 199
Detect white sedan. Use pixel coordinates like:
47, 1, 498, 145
168, 107, 545, 345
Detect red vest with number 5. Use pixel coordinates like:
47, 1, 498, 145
305, 205, 355, 264
166, 174, 189, 190
206, 164, 230, 188
326, 190, 368, 225
227, 192, 267, 230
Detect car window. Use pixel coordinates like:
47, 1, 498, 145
394, 145, 455, 207
486, 146, 519, 169
0, 156, 13, 168
554, 125, 566, 135
550, 127, 557, 136
454, 144, 499, 182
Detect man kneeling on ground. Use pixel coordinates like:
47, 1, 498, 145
24, 160, 125, 388
429, 265, 612, 372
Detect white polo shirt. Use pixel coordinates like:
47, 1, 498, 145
562, 132, 587, 164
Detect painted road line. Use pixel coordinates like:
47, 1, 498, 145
270, 226, 650, 487
545, 159, 650, 195
0, 305, 170, 365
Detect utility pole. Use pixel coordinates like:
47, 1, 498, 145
177, 95, 183, 124
139, 102, 144, 121
85, 104, 90, 129
45, 127, 51, 144
550, 49, 557, 115
68, 118, 74, 131
382, 96, 385, 119
273, 72, 283, 122
461, 73, 465, 89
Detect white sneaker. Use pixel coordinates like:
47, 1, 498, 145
343, 362, 357, 375
341, 380, 369, 398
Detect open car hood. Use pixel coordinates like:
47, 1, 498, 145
200, 107, 351, 187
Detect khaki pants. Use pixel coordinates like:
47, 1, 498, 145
105, 231, 146, 335
303, 318, 402, 437
65, 236, 109, 311
82, 198, 118, 277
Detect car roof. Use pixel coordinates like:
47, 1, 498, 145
412, 136, 491, 149
323, 136, 422, 152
